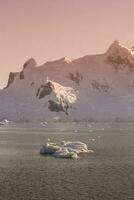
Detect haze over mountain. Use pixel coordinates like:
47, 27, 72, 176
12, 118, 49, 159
1, 41, 134, 121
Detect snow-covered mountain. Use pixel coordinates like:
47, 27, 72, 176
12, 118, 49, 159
1, 40, 134, 121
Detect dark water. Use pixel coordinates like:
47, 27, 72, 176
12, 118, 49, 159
0, 122, 134, 200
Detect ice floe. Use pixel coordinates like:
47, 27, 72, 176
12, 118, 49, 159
61, 141, 91, 153
40, 140, 93, 159
54, 147, 78, 159
40, 121, 48, 126
0, 122, 5, 126
0, 119, 11, 125
89, 138, 95, 142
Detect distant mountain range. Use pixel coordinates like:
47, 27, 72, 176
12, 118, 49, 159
1, 40, 134, 121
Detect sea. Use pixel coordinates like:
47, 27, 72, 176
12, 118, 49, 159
0, 121, 134, 200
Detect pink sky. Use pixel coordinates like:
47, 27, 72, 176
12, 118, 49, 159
0, 0, 134, 88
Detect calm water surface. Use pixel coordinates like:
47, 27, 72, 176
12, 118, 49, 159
0, 122, 134, 200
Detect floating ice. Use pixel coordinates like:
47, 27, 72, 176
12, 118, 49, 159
40, 121, 48, 126
0, 122, 5, 126
40, 142, 60, 154
89, 138, 95, 142
54, 147, 78, 159
72, 122, 76, 124
0, 119, 11, 125
40, 140, 93, 159
61, 141, 90, 153
3, 119, 10, 123
87, 124, 93, 128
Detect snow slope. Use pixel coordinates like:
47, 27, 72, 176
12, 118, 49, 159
1, 41, 134, 121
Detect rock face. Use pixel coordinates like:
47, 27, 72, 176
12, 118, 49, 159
66, 72, 83, 85
4, 72, 19, 89
48, 100, 69, 115
106, 40, 134, 72
1, 41, 134, 121
23, 58, 37, 69
36, 81, 73, 115
20, 70, 24, 79
36, 82, 54, 99
91, 81, 110, 93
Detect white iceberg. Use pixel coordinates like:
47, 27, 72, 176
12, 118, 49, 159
40, 140, 93, 159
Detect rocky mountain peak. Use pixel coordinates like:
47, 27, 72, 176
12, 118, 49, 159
4, 72, 19, 89
106, 40, 133, 57
23, 57, 37, 70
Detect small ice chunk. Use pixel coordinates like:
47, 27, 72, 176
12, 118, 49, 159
61, 141, 90, 153
87, 124, 92, 128
0, 122, 5, 125
54, 147, 78, 159
3, 119, 10, 123
89, 138, 95, 141
40, 121, 48, 126
72, 122, 76, 124
53, 116, 61, 120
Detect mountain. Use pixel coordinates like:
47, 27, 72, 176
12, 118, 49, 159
1, 41, 134, 122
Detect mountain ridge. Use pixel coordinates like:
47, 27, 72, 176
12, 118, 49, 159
1, 41, 134, 122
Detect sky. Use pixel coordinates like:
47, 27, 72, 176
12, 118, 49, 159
0, 0, 134, 88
